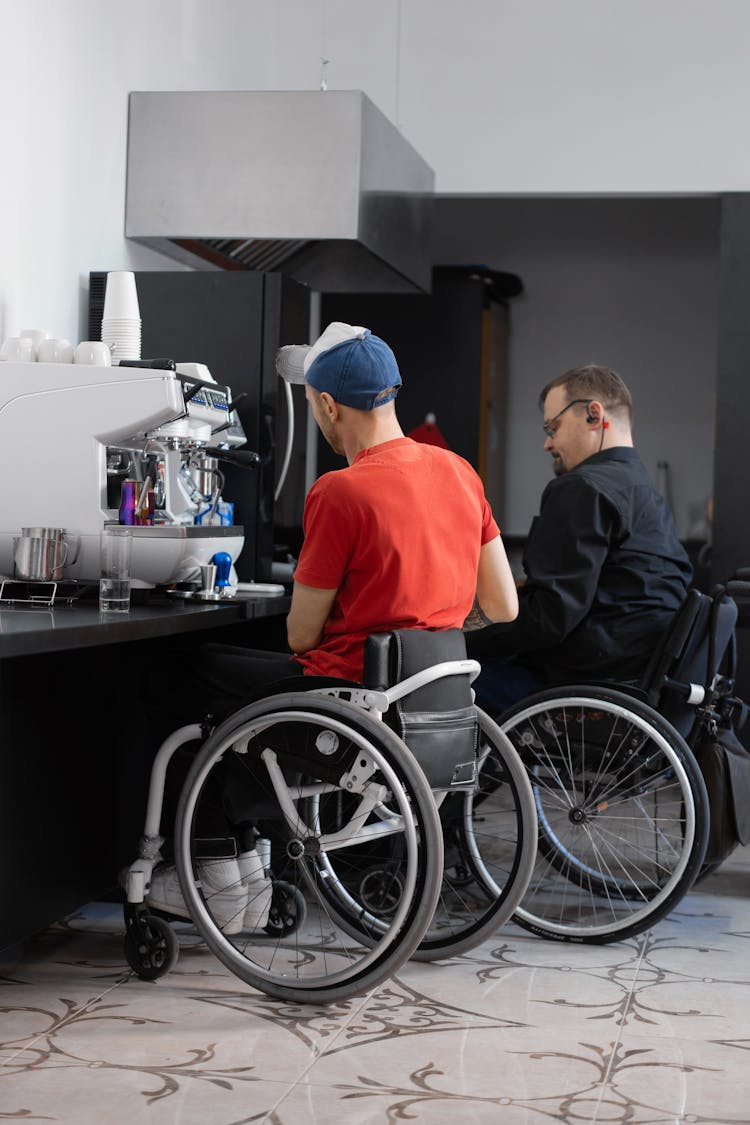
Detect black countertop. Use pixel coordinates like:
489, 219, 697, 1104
0, 592, 291, 658
0, 588, 292, 952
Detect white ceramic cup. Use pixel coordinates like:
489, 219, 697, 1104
102, 271, 141, 320
0, 336, 35, 362
37, 337, 74, 364
20, 329, 48, 359
74, 340, 112, 366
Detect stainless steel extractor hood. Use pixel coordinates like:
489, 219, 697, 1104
125, 90, 435, 293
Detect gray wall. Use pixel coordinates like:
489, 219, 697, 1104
433, 196, 720, 537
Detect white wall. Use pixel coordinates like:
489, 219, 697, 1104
397, 0, 750, 193
1, 0, 296, 343
249, 0, 750, 194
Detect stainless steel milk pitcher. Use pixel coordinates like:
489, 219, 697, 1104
13, 528, 69, 580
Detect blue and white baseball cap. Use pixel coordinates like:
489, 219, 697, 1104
275, 322, 401, 410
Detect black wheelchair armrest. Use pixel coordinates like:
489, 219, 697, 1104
363, 633, 394, 691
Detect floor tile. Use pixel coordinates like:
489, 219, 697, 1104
603, 1032, 750, 1124
1, 1067, 300, 1125
272, 1072, 557, 1123
1, 846, 749, 1124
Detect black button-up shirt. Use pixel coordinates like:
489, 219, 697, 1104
467, 447, 692, 684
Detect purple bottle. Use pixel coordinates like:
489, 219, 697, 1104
118, 480, 137, 525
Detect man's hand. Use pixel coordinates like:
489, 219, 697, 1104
287, 581, 338, 654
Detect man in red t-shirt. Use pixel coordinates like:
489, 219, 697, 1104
277, 321, 518, 681
145, 322, 517, 926
153, 322, 517, 719
145, 321, 519, 927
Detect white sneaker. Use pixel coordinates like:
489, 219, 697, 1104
146, 858, 248, 935
238, 845, 273, 930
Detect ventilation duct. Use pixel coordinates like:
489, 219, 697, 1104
125, 90, 435, 293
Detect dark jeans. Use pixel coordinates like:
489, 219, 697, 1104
472, 656, 544, 716
174, 643, 302, 719
147, 644, 304, 843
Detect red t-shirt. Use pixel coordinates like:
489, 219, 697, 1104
293, 437, 500, 680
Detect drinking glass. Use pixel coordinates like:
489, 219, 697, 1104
99, 526, 132, 612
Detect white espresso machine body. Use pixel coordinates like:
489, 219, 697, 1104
0, 360, 246, 584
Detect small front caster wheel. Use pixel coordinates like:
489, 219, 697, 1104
124, 913, 179, 980
358, 866, 404, 915
265, 881, 307, 938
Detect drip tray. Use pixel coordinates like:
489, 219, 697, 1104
0, 578, 95, 607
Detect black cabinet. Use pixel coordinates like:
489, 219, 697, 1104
321, 268, 514, 522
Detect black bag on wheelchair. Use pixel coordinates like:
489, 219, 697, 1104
648, 582, 750, 870
363, 629, 479, 792
693, 716, 750, 867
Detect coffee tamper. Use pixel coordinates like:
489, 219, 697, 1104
211, 551, 233, 597
195, 562, 220, 601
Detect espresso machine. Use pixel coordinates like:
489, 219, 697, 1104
0, 358, 254, 586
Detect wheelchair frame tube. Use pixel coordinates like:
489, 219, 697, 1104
311, 659, 481, 715
144, 724, 204, 839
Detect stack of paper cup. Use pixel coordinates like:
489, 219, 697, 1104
100, 271, 141, 360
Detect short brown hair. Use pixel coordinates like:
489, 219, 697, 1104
309, 383, 399, 410
539, 365, 633, 425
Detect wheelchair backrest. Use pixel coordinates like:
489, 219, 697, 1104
641, 587, 738, 739
363, 629, 478, 791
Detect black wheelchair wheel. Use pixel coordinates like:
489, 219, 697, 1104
412, 709, 538, 959
501, 687, 710, 943
174, 693, 443, 1004
308, 709, 538, 962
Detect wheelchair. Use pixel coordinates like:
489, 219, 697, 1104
500, 585, 740, 944
120, 629, 538, 1003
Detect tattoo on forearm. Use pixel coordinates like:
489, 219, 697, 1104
463, 598, 493, 631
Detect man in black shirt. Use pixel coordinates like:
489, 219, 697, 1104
466, 365, 692, 712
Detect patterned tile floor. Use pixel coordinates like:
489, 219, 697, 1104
2, 848, 750, 1124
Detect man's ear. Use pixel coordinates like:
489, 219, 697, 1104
587, 398, 605, 426
319, 391, 338, 420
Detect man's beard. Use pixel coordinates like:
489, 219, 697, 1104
551, 454, 567, 476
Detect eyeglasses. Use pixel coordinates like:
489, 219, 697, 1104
542, 398, 592, 438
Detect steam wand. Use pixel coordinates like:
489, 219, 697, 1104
203, 447, 260, 468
